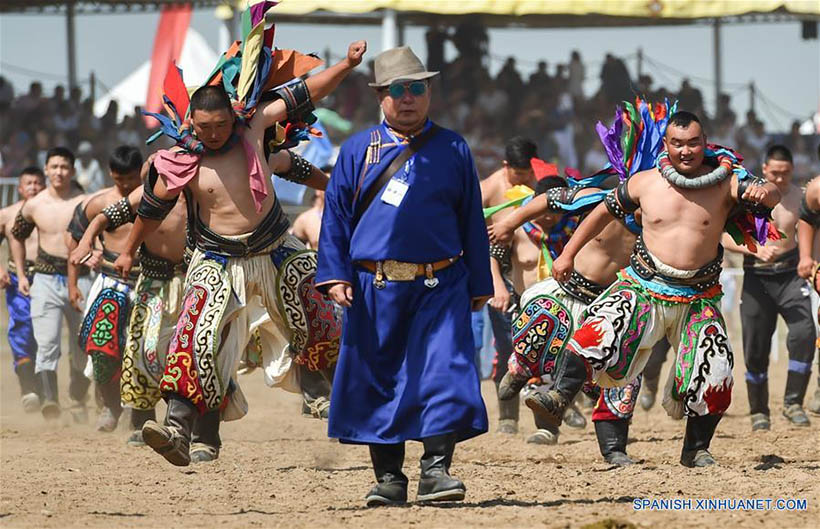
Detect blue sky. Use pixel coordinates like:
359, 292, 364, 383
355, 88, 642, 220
1, 8, 818, 132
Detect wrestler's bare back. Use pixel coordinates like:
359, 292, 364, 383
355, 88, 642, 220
631, 167, 736, 270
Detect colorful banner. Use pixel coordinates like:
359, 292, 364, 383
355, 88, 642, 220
145, 4, 193, 126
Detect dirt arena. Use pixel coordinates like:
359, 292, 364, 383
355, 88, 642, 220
1, 302, 819, 529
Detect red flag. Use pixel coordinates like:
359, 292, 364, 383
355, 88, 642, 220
530, 157, 558, 180
144, 4, 192, 127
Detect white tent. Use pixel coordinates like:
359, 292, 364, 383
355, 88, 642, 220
93, 27, 219, 121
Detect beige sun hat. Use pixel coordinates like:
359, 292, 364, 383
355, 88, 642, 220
368, 46, 439, 88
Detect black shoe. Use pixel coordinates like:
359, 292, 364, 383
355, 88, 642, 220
417, 434, 465, 502
142, 397, 198, 467
680, 414, 722, 468
595, 419, 633, 466
365, 481, 408, 507
366, 443, 408, 507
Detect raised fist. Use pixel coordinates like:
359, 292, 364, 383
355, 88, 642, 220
345, 40, 367, 68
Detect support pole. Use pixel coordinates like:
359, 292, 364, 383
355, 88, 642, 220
637, 47, 643, 78
713, 18, 723, 119
89, 71, 96, 103
381, 8, 398, 52
749, 81, 756, 114
66, 0, 78, 90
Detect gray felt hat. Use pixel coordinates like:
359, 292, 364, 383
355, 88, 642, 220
368, 46, 439, 88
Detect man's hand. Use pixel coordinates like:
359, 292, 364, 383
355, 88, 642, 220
69, 286, 84, 311
114, 253, 134, 279
0, 267, 9, 289
17, 274, 31, 296
345, 41, 367, 69
487, 219, 514, 245
328, 283, 353, 307
70, 240, 93, 265
742, 183, 771, 205
471, 296, 492, 312
488, 285, 511, 312
552, 253, 574, 283
752, 245, 777, 263
798, 255, 817, 280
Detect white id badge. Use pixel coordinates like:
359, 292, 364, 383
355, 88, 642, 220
381, 178, 409, 207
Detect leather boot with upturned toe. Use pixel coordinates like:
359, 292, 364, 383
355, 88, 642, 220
142, 397, 198, 467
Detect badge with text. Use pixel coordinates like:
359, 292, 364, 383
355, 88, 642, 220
381, 178, 409, 207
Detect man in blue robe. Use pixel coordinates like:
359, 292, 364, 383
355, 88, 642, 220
316, 46, 493, 507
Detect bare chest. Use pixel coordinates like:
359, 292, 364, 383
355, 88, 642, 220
32, 198, 76, 236
641, 182, 730, 230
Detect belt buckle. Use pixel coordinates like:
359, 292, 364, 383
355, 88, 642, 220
382, 260, 417, 281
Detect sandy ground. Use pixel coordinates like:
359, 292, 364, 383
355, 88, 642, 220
1, 296, 819, 529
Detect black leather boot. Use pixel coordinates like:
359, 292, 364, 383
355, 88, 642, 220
783, 371, 811, 426
365, 443, 408, 507
417, 433, 465, 502
127, 409, 156, 446
496, 390, 520, 434
680, 414, 722, 467
96, 380, 123, 432
190, 410, 222, 463
142, 396, 198, 466
595, 419, 634, 466
524, 352, 588, 428
746, 380, 770, 431
17, 362, 40, 413
39, 370, 60, 419
299, 364, 332, 419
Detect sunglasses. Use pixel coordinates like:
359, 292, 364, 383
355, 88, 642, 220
385, 81, 427, 98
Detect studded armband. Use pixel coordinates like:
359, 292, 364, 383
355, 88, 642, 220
275, 150, 313, 183
102, 197, 136, 231
11, 209, 35, 240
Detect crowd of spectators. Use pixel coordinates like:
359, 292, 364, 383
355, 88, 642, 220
1, 22, 818, 191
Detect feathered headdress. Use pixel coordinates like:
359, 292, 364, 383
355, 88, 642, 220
144, 0, 323, 153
